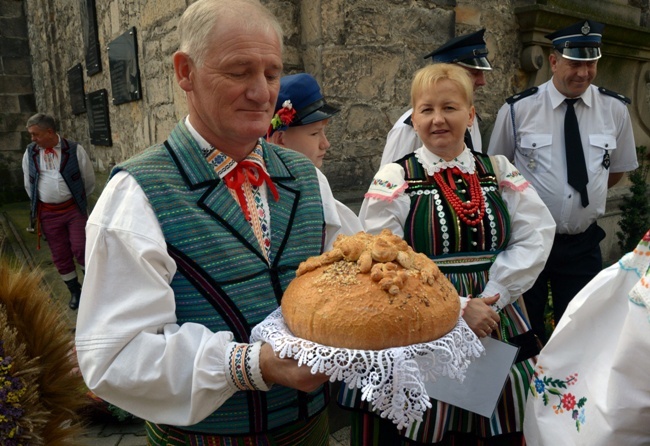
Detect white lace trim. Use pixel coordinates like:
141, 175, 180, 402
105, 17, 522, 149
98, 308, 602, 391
414, 146, 476, 176
251, 308, 484, 429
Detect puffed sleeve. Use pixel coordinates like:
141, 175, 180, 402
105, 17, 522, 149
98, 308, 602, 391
480, 155, 556, 310
75, 172, 269, 427
317, 168, 363, 250
22, 149, 31, 198
358, 163, 411, 237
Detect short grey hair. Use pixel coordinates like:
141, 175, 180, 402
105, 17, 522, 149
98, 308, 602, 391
26, 113, 57, 131
177, 0, 284, 67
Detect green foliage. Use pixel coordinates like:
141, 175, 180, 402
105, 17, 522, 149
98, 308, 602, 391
617, 146, 650, 252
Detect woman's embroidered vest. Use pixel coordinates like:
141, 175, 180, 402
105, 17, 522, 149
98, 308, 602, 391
398, 153, 511, 266
115, 123, 328, 435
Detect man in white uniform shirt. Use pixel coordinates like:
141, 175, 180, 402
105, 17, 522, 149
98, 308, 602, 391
22, 113, 95, 310
488, 19, 638, 343
380, 29, 492, 167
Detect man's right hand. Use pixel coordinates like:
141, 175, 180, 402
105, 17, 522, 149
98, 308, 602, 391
259, 343, 330, 392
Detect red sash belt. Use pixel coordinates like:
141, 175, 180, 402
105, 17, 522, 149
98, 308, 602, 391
38, 198, 76, 213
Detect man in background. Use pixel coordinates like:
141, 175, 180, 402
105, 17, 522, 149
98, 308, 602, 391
22, 113, 95, 310
488, 20, 637, 343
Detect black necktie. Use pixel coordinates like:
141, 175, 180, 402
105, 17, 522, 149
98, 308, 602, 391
464, 128, 474, 151
564, 98, 589, 207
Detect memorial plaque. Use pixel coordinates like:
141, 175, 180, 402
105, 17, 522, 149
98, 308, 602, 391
82, 0, 101, 76
86, 89, 112, 146
108, 27, 142, 105
67, 64, 86, 115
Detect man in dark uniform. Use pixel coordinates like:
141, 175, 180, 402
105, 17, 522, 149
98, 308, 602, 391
488, 19, 638, 343
380, 29, 493, 167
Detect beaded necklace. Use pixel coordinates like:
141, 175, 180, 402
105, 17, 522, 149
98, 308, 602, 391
433, 166, 486, 226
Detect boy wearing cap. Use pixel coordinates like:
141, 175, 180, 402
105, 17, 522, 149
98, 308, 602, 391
268, 73, 363, 238
488, 20, 638, 343
379, 29, 492, 167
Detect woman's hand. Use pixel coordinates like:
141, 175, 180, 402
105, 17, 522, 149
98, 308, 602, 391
259, 343, 330, 392
462, 294, 501, 338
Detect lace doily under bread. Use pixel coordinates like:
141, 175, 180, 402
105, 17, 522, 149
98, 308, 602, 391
251, 308, 484, 429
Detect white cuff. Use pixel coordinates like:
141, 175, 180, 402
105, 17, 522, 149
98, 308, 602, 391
225, 341, 271, 392
480, 281, 511, 311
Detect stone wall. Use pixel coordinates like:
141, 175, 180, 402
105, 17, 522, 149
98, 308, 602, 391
0, 0, 36, 203
17, 0, 650, 187
2, 0, 649, 261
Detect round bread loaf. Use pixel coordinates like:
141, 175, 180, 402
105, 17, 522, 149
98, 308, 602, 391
281, 229, 460, 350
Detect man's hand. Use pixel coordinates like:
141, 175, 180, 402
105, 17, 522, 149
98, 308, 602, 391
462, 294, 501, 338
259, 343, 330, 392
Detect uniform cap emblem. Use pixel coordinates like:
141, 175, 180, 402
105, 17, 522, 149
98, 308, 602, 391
581, 21, 590, 35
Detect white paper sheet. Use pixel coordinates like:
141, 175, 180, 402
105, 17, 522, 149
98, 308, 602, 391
420, 336, 519, 418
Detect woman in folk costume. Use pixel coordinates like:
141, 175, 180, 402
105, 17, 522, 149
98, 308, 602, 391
524, 229, 650, 446
338, 63, 555, 445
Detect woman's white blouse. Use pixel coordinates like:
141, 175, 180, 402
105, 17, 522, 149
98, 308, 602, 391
359, 147, 556, 310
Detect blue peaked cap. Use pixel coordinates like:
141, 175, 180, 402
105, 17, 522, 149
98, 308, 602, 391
274, 73, 340, 127
545, 20, 604, 61
423, 29, 492, 71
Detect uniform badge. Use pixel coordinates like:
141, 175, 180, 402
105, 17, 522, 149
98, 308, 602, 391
527, 158, 537, 170
602, 150, 610, 169
581, 22, 590, 35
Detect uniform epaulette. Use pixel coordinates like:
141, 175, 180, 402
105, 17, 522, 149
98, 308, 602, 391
505, 87, 538, 104
598, 87, 631, 104
403, 114, 413, 127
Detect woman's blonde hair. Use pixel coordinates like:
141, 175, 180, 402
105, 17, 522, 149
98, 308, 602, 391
411, 63, 474, 107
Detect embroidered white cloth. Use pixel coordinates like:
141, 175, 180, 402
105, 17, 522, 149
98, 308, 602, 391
251, 307, 484, 429
524, 230, 650, 445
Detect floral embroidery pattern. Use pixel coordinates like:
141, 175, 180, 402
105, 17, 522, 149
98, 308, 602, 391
371, 178, 399, 190
626, 229, 650, 322
500, 169, 530, 192
531, 366, 587, 432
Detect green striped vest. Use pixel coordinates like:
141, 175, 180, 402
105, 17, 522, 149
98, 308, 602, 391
115, 122, 328, 435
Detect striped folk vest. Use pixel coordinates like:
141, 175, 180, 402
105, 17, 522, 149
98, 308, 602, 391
399, 153, 510, 286
116, 122, 328, 435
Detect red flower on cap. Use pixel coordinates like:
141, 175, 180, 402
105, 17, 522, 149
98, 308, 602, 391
268, 100, 297, 137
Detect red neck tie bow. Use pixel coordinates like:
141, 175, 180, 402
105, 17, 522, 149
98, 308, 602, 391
223, 160, 279, 220
44, 147, 57, 156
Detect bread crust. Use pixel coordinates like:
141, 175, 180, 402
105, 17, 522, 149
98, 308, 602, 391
281, 230, 460, 350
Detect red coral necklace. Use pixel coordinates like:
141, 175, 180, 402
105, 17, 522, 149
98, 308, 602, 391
433, 167, 485, 226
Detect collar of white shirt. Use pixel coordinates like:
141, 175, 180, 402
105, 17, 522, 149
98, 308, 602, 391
38, 135, 61, 151
548, 78, 594, 110
414, 146, 477, 176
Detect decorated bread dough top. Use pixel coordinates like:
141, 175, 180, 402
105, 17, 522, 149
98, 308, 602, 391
281, 229, 460, 350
